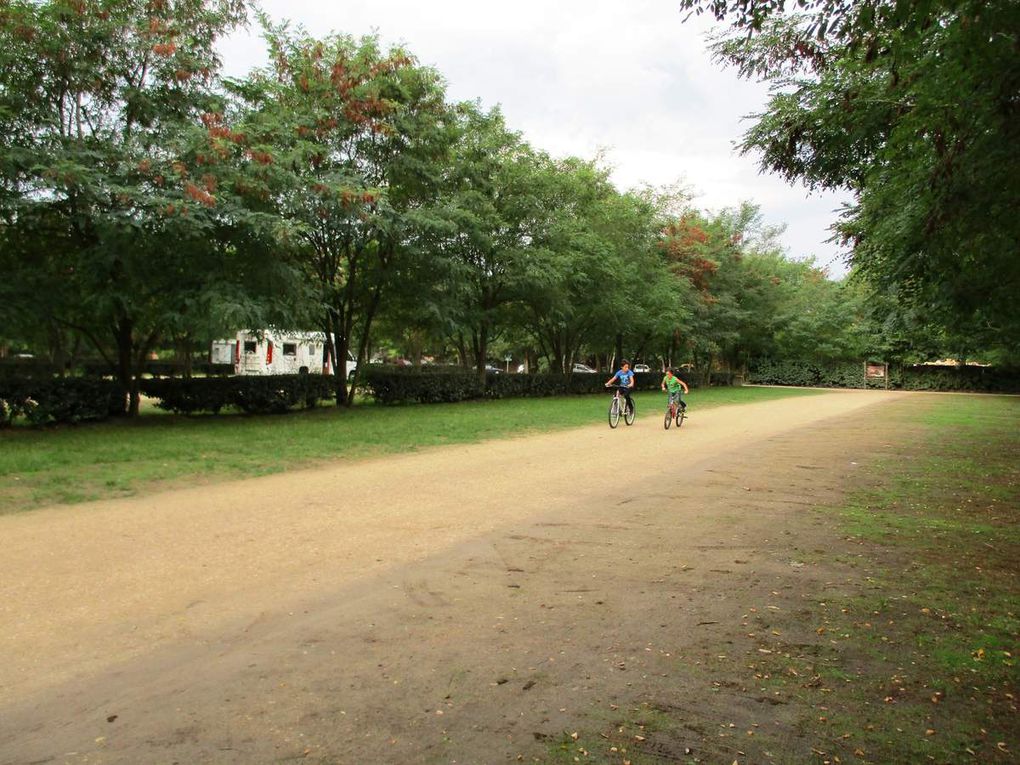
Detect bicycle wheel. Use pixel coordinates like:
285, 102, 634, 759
624, 399, 636, 426
664, 404, 673, 429
676, 408, 685, 428
608, 396, 620, 428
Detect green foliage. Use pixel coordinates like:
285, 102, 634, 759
889, 365, 1020, 393
360, 365, 484, 404
0, 377, 118, 426
361, 365, 665, 405
0, 0, 284, 416
691, 0, 1020, 351
227, 22, 456, 405
140, 374, 334, 414
749, 360, 1020, 392
748, 359, 866, 388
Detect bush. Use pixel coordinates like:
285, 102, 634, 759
141, 374, 335, 414
890, 365, 1020, 393
361, 366, 666, 405
360, 365, 484, 404
747, 360, 865, 388
748, 360, 1020, 393
0, 377, 119, 426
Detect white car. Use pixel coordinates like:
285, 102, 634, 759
633, 363, 652, 373
571, 363, 597, 374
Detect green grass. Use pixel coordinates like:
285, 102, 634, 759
789, 395, 1020, 764
0, 385, 823, 514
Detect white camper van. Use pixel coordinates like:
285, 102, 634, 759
211, 331, 357, 379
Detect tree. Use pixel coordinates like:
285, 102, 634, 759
521, 157, 678, 374
227, 22, 454, 404
434, 104, 546, 381
0, 0, 253, 414
682, 0, 1020, 351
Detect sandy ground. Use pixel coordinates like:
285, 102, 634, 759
0, 390, 908, 764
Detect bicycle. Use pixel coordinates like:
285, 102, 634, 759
606, 384, 636, 428
663, 393, 686, 430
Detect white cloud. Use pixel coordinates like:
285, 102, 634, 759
219, 0, 851, 274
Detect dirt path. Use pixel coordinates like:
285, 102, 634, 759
1, 390, 907, 764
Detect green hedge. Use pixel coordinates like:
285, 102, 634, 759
0, 359, 233, 378
748, 360, 1020, 393
0, 377, 119, 426
748, 360, 866, 388
141, 374, 335, 414
890, 365, 1020, 393
360, 365, 666, 405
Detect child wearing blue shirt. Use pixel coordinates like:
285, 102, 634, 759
604, 360, 636, 415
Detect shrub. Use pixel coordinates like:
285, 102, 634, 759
360, 365, 484, 404
889, 365, 1020, 393
748, 360, 1020, 393
0, 377, 119, 426
361, 366, 666, 405
140, 374, 335, 414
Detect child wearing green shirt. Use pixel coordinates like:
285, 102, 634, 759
661, 368, 689, 411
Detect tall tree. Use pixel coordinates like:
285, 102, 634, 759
681, 0, 1020, 351
437, 105, 547, 380
0, 0, 251, 414
227, 23, 454, 404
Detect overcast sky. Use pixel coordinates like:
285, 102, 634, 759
219, 0, 852, 275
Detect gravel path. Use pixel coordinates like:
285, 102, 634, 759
0, 389, 906, 764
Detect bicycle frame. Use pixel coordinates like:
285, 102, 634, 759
607, 384, 635, 428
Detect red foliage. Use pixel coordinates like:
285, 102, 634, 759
184, 181, 215, 207
152, 42, 177, 57
247, 150, 273, 165
659, 216, 718, 293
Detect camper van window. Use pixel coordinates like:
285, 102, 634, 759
283, 343, 297, 356
243, 341, 257, 353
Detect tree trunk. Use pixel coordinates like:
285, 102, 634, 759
615, 333, 624, 368
473, 321, 489, 384
348, 287, 383, 407
113, 316, 135, 416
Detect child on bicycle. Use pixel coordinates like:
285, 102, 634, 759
661, 368, 689, 411
604, 360, 636, 413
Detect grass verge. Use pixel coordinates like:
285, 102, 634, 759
796, 395, 1019, 764
0, 385, 822, 514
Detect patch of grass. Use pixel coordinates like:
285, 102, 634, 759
0, 385, 823, 514
789, 395, 1020, 764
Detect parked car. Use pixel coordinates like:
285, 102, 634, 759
485, 364, 502, 375
633, 363, 651, 373
571, 363, 597, 374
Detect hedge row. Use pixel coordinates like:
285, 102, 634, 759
140, 374, 335, 414
747, 360, 868, 388
360, 365, 667, 405
0, 377, 119, 426
0, 359, 233, 378
0, 366, 692, 424
748, 360, 1020, 393
890, 365, 1020, 393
